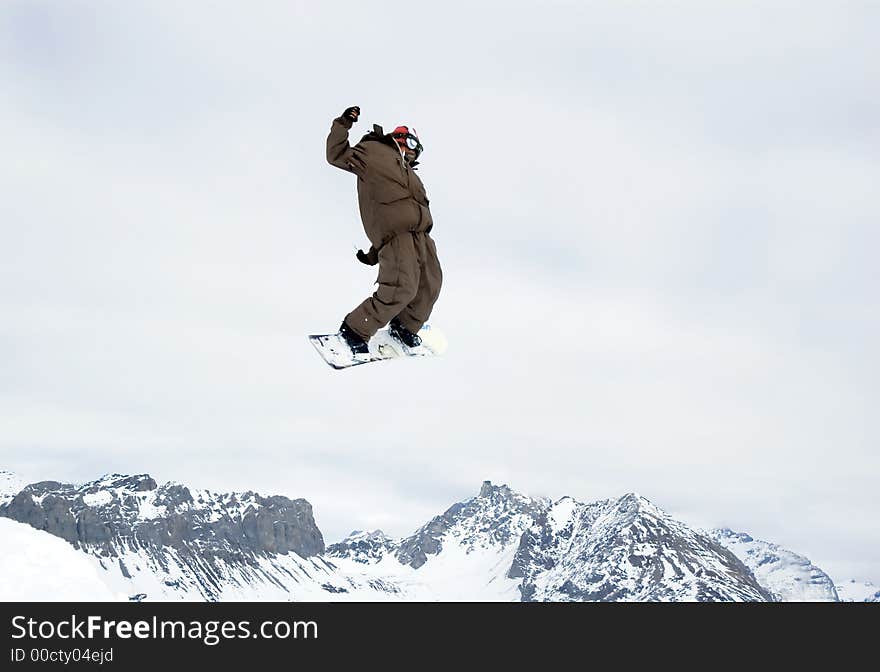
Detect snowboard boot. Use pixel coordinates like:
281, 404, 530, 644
339, 321, 370, 356
388, 317, 422, 348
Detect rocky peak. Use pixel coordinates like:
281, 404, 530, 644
478, 480, 501, 498
396, 481, 548, 569
510, 493, 773, 602
0, 473, 324, 560
327, 529, 397, 564
714, 528, 754, 544
86, 473, 158, 493
345, 529, 391, 543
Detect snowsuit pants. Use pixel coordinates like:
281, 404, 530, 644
345, 232, 442, 340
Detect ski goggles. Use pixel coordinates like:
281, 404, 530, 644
392, 131, 423, 155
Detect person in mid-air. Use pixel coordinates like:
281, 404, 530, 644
325, 105, 442, 356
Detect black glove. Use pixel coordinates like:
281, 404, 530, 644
342, 106, 360, 123
356, 247, 379, 266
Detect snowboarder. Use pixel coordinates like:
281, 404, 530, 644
325, 106, 442, 356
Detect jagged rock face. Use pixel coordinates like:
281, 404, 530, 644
708, 528, 839, 601
0, 474, 324, 560
510, 495, 774, 602
395, 481, 548, 569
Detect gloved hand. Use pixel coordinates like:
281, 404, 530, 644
342, 106, 360, 123
356, 246, 379, 266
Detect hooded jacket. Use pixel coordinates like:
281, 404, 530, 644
326, 116, 433, 248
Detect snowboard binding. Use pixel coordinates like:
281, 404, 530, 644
388, 317, 422, 348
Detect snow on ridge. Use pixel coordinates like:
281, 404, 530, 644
136, 494, 167, 520
0, 519, 122, 601
93, 473, 129, 487
86, 473, 155, 491
40, 475, 268, 522
516, 494, 773, 602
343, 529, 390, 543
707, 528, 839, 602
549, 497, 578, 532
615, 491, 665, 515
476, 480, 545, 509
190, 488, 263, 522
0, 470, 26, 504
82, 490, 114, 507
835, 579, 880, 603
6, 472, 282, 525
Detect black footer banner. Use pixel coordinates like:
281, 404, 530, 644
1, 602, 875, 667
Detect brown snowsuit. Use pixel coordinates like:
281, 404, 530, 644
326, 115, 442, 340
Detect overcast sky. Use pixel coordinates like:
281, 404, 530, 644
1, 1, 878, 583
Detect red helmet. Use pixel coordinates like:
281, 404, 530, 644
392, 125, 423, 157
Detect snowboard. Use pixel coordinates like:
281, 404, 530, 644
309, 324, 447, 370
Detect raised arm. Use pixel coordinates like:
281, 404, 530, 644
326, 106, 367, 177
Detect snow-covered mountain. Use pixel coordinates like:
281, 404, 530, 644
0, 518, 120, 601
706, 528, 839, 601
509, 494, 772, 601
326, 482, 773, 602
2, 473, 323, 557
0, 473, 872, 602
327, 530, 397, 564
0, 473, 352, 600
327, 482, 549, 601
835, 579, 880, 603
